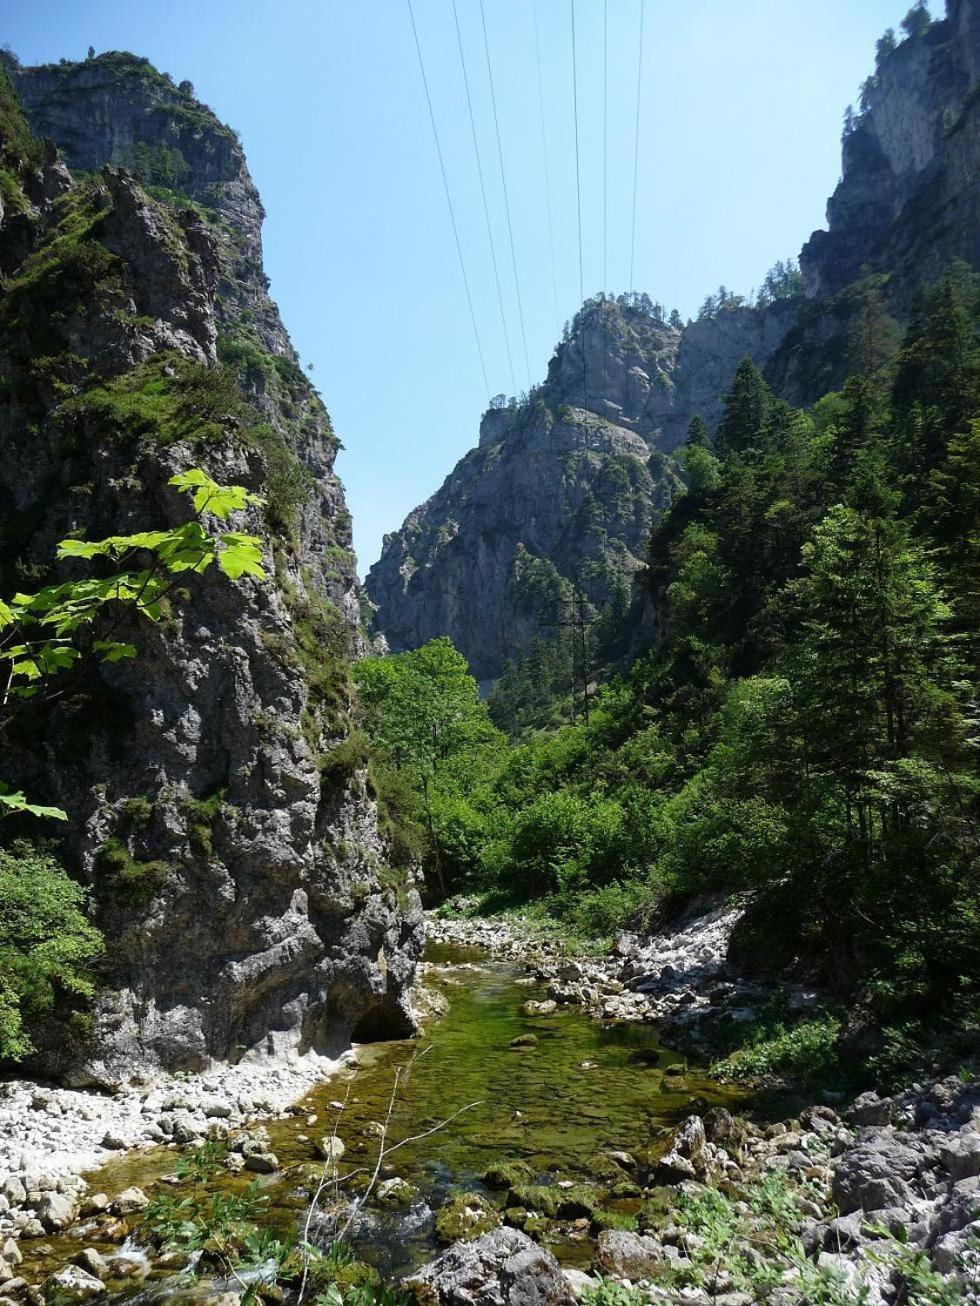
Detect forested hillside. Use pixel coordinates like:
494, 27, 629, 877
355, 265, 980, 1071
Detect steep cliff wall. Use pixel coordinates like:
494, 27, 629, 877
0, 53, 421, 1086
365, 294, 799, 682
366, 301, 691, 683
769, 0, 980, 399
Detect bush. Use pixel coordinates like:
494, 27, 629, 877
95, 837, 169, 906
0, 842, 104, 1059
711, 1013, 842, 1086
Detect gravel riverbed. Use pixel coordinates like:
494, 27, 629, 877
0, 1054, 353, 1245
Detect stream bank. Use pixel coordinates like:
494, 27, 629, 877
1, 944, 742, 1299
1, 927, 978, 1304
424, 901, 801, 1046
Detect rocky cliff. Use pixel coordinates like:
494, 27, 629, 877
368, 0, 980, 682
366, 294, 801, 683
366, 299, 695, 683
0, 52, 421, 1086
770, 0, 980, 398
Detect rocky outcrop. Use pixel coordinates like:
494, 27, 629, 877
367, 301, 690, 682
770, 0, 980, 400
0, 55, 421, 1084
409, 1228, 574, 1306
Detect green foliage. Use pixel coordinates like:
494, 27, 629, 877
283, 583, 351, 748
1, 468, 264, 696
579, 1280, 648, 1306
0, 66, 42, 179
354, 638, 500, 894
95, 836, 168, 906
900, 1, 931, 40
658, 1173, 869, 1301
143, 1180, 269, 1256
61, 352, 250, 449
711, 1013, 842, 1085
387, 267, 980, 1050
0, 182, 124, 397
0, 842, 104, 1060
0, 468, 264, 822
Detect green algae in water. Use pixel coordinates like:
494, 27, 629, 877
17, 960, 741, 1290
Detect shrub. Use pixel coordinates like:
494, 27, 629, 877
0, 841, 104, 1059
711, 1013, 842, 1086
95, 837, 169, 906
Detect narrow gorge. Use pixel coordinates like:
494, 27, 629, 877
0, 4, 979, 1306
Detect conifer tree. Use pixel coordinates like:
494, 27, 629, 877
715, 359, 771, 458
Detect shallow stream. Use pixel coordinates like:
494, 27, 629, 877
19, 944, 742, 1290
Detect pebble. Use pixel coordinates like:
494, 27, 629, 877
0, 1056, 354, 1242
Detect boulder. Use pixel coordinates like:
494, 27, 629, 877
832, 1131, 924, 1214
594, 1230, 665, 1279
376, 1178, 414, 1205
434, 1193, 501, 1244
655, 1114, 708, 1184
521, 1001, 557, 1017
316, 1136, 345, 1167
34, 1192, 77, 1232
850, 1092, 893, 1127
939, 1132, 980, 1182
0, 1180, 25, 1208
42, 1266, 106, 1303
71, 1250, 108, 1280
409, 1227, 574, 1305
110, 1188, 149, 1216
244, 1152, 279, 1174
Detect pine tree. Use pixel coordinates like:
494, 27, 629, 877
893, 271, 980, 473
715, 359, 771, 458
686, 415, 710, 448
900, 1, 931, 40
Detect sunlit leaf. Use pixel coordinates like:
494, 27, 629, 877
0, 784, 69, 821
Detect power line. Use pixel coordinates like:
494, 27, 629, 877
570, 0, 586, 411
602, 0, 608, 418
603, 0, 608, 299
479, 0, 532, 390
407, 0, 490, 401
629, 0, 646, 296
532, 0, 561, 341
570, 0, 583, 309
451, 0, 516, 396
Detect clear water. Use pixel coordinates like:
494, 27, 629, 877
18, 948, 742, 1288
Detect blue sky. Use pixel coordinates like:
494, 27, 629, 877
6, 0, 908, 573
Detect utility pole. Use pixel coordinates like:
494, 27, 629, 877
540, 587, 596, 726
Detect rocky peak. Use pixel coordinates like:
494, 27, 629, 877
0, 58, 421, 1085
799, 0, 980, 305
366, 300, 688, 682
369, 0, 980, 681
542, 297, 682, 437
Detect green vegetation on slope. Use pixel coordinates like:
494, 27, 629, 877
357, 267, 980, 1035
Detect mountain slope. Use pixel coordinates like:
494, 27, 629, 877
0, 52, 421, 1086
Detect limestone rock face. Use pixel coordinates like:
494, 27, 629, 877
770, 0, 980, 400
367, 301, 690, 683
366, 294, 797, 683
0, 54, 421, 1085
802, 7, 980, 300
